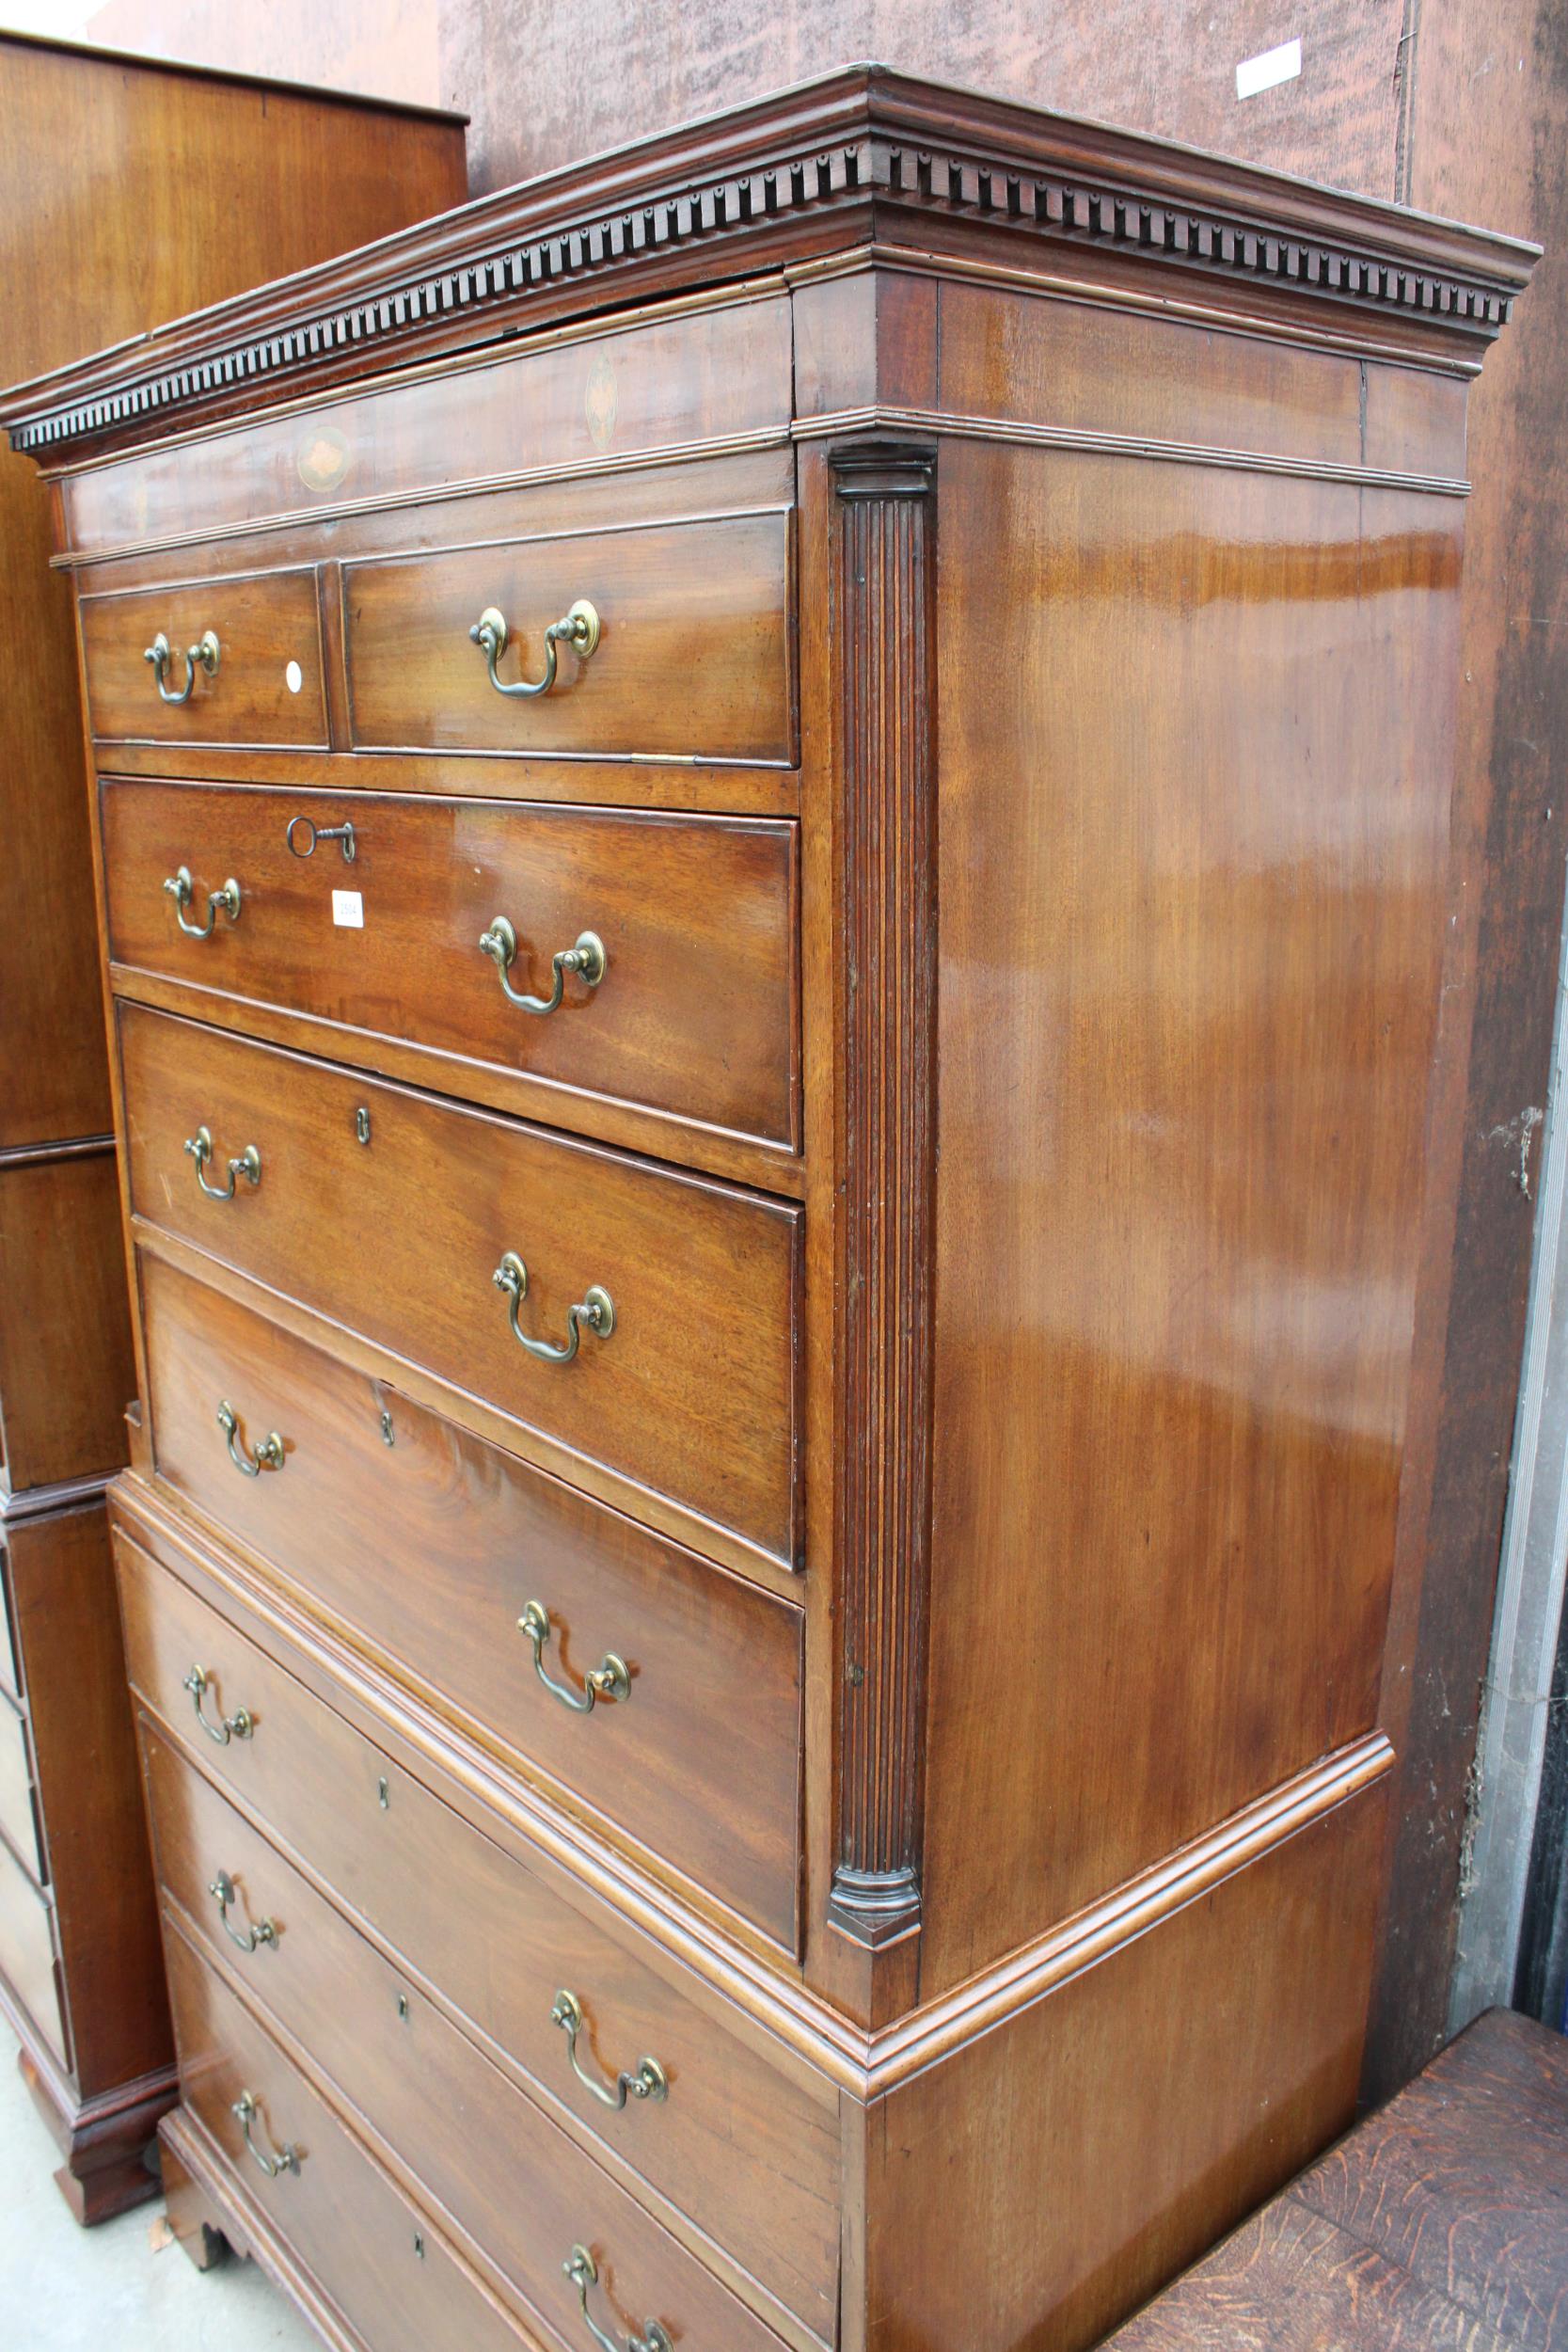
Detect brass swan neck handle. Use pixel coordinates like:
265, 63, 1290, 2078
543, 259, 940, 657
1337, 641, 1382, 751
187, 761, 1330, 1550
468, 599, 599, 698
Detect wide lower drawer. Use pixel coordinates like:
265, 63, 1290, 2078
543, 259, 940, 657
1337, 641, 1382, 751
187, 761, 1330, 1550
120, 1003, 800, 1567
152, 1731, 808, 2351
343, 511, 794, 762
117, 1530, 840, 2341
79, 567, 326, 747
142, 1252, 803, 1945
166, 1924, 533, 2352
0, 1836, 65, 2065
0, 1692, 41, 1880
102, 777, 800, 1152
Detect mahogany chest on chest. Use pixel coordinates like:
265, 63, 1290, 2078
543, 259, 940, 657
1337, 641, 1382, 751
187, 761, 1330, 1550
2, 65, 1531, 2350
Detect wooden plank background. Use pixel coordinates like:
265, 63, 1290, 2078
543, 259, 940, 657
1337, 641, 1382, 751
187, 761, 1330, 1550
76, 0, 1568, 2105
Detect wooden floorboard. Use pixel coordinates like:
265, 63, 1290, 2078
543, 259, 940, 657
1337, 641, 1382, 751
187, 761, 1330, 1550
1106, 2011, 1568, 2350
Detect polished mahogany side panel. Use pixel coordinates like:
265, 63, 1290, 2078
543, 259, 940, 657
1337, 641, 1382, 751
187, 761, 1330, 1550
920, 438, 1460, 1989
119, 1006, 802, 1566
102, 778, 800, 1151
139, 1253, 804, 1947
860, 1788, 1385, 2352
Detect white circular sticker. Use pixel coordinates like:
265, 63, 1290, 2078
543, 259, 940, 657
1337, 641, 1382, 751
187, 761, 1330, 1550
284, 660, 303, 695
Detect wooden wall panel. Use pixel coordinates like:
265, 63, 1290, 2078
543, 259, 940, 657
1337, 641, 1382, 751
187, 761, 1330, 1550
84, 1, 1402, 197
1362, 0, 1568, 2099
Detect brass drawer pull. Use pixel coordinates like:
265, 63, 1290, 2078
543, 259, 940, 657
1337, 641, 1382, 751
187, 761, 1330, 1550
145, 627, 219, 706
285, 814, 356, 864
550, 1990, 665, 2109
185, 1124, 261, 1200
217, 1401, 285, 1477
519, 1602, 629, 1711
209, 1869, 277, 1955
163, 864, 241, 938
469, 598, 599, 699
182, 1663, 253, 1746
493, 1252, 614, 1365
562, 2247, 671, 2352
478, 914, 606, 1016
231, 2089, 298, 2179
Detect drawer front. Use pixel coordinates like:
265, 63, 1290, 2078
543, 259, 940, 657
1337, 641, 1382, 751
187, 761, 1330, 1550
79, 569, 326, 746
103, 778, 800, 1152
117, 1533, 840, 2338
165, 1925, 531, 2352
142, 1254, 803, 1945
150, 1732, 812, 2352
120, 1006, 800, 1567
0, 1694, 41, 1880
344, 512, 793, 762
0, 1836, 65, 2064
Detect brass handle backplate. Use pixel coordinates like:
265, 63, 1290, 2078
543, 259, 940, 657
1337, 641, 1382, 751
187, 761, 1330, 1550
551, 1991, 665, 2109
232, 2090, 298, 2179
185, 1124, 261, 1200
469, 598, 599, 698
493, 1252, 613, 1366
210, 1869, 277, 1955
217, 1400, 285, 1478
145, 628, 220, 705
562, 2246, 671, 2352
183, 1663, 253, 1747
519, 1602, 629, 1713
163, 864, 241, 938
478, 914, 606, 1016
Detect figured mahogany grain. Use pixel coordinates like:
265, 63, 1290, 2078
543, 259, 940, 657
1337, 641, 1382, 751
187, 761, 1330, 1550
102, 777, 800, 1152
140, 1253, 804, 1945
149, 1736, 821, 2352
79, 569, 327, 748
918, 441, 1460, 1991
117, 1536, 841, 2337
858, 1787, 1386, 2352
343, 509, 794, 763
118, 1005, 801, 1566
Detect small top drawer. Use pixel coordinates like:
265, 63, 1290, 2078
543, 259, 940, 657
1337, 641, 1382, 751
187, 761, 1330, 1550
343, 511, 794, 763
79, 569, 326, 746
